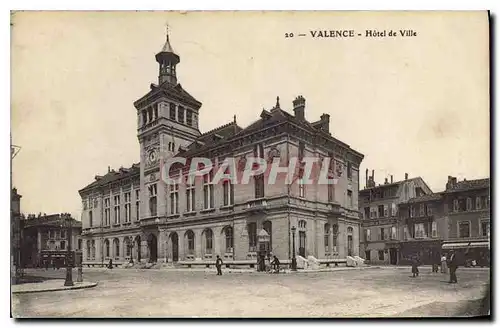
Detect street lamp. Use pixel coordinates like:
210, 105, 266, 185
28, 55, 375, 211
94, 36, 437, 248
64, 214, 74, 286
291, 226, 297, 271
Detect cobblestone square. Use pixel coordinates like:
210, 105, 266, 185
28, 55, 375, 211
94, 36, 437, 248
12, 267, 489, 318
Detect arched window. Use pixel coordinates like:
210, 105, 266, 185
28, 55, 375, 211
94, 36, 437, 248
113, 238, 120, 258
78, 239, 82, 250
332, 224, 338, 253
347, 226, 354, 234
91, 240, 96, 259
204, 229, 213, 254
324, 223, 330, 252
86, 240, 91, 260
104, 239, 110, 258
124, 237, 131, 257
263, 221, 272, 251
186, 230, 195, 255
224, 226, 233, 252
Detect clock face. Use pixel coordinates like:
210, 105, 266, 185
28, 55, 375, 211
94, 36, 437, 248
148, 150, 158, 164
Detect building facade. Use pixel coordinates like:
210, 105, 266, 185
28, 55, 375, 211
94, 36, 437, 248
361, 175, 490, 266
20, 214, 82, 268
359, 171, 433, 265
79, 33, 364, 266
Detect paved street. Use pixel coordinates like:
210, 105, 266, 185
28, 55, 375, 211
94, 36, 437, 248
12, 267, 489, 318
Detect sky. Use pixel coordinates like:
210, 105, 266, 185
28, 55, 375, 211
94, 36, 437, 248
11, 11, 490, 219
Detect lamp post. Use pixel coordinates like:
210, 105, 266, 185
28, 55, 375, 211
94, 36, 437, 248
291, 226, 297, 271
64, 214, 74, 286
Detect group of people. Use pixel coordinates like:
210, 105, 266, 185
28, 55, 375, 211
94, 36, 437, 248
410, 249, 459, 283
215, 254, 281, 275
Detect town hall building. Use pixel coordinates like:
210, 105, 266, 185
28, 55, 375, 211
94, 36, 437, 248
79, 33, 364, 267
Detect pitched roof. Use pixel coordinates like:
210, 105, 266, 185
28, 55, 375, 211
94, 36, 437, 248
134, 82, 202, 109
180, 121, 242, 157
160, 35, 176, 54
405, 193, 443, 204
79, 163, 140, 194
446, 178, 490, 193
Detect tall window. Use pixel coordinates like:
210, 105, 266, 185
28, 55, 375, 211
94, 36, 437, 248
203, 172, 214, 209
186, 230, 195, 255
263, 221, 272, 251
248, 223, 257, 252
391, 226, 397, 240
225, 226, 234, 252
332, 224, 338, 252
431, 221, 437, 237
378, 205, 385, 218
391, 203, 397, 216
403, 226, 408, 240
299, 178, 305, 198
113, 195, 120, 224
366, 228, 371, 241
380, 228, 385, 240
104, 198, 110, 225
466, 197, 473, 211
154, 103, 158, 120
91, 240, 96, 259
142, 110, 147, 125
104, 239, 110, 258
186, 178, 195, 212
414, 223, 426, 238
124, 192, 131, 223
125, 238, 131, 257
324, 224, 330, 251
347, 190, 353, 207
135, 189, 140, 220
481, 221, 490, 237
223, 180, 234, 206
410, 206, 416, 218
347, 162, 352, 179
170, 181, 179, 214
204, 229, 213, 254
254, 174, 265, 198
328, 178, 335, 202
78, 239, 82, 250
86, 240, 91, 260
178, 106, 185, 123
453, 199, 459, 212
419, 204, 425, 217
149, 184, 157, 216
113, 238, 120, 258
169, 103, 176, 120
186, 110, 193, 126
476, 196, 482, 210
60, 240, 66, 250
298, 141, 305, 159
89, 210, 93, 227
427, 205, 433, 216
458, 221, 470, 238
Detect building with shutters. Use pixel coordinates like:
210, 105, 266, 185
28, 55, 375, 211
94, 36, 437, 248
78, 32, 364, 266
359, 171, 433, 265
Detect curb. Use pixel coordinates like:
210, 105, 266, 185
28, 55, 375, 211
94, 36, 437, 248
12, 281, 98, 294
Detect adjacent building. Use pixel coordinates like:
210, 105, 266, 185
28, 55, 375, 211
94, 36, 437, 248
359, 171, 433, 265
361, 174, 490, 266
20, 214, 82, 268
79, 33, 364, 266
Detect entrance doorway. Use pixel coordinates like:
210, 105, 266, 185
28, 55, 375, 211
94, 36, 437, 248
148, 234, 158, 263
347, 235, 353, 256
170, 232, 179, 262
389, 248, 398, 265
299, 231, 306, 257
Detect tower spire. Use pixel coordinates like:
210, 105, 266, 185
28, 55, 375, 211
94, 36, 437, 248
156, 26, 180, 85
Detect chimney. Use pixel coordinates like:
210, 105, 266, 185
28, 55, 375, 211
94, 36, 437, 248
391, 175, 393, 183
320, 113, 330, 133
365, 169, 368, 188
405, 173, 408, 180
384, 178, 388, 184
293, 95, 306, 120
372, 170, 375, 184
108, 166, 111, 173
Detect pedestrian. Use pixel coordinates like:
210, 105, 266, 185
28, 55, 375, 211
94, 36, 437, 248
215, 255, 223, 276
441, 253, 448, 274
448, 249, 458, 283
271, 256, 281, 273
411, 256, 419, 278
108, 258, 113, 269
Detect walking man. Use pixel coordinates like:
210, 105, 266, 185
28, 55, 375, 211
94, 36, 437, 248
215, 255, 223, 276
448, 250, 458, 283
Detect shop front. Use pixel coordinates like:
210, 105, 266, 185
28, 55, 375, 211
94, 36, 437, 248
442, 240, 490, 267
398, 239, 442, 265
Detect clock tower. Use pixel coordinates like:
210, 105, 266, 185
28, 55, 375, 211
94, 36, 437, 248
134, 31, 202, 222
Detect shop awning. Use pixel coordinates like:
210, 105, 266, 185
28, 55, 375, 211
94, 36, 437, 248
442, 241, 489, 249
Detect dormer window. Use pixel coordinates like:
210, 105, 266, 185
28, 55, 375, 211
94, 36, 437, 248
169, 103, 176, 120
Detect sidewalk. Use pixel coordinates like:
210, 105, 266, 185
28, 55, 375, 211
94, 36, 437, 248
12, 279, 98, 294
